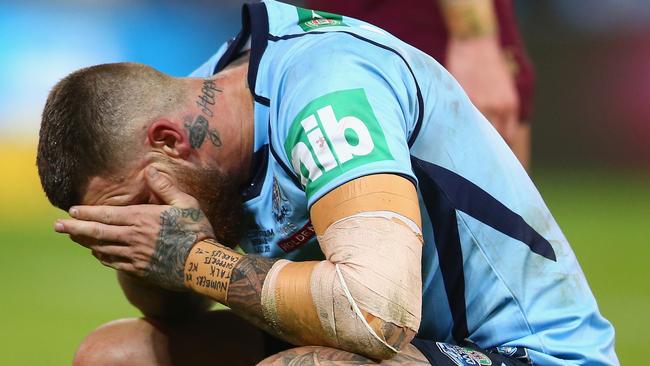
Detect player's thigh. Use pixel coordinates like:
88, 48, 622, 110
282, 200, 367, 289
258, 344, 430, 365
73, 310, 266, 366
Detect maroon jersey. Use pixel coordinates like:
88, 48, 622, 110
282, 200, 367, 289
306, 0, 535, 120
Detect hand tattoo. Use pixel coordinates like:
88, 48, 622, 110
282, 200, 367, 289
147, 207, 208, 290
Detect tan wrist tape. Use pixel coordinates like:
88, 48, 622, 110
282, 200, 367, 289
261, 260, 332, 347
183, 240, 244, 304
440, 0, 498, 39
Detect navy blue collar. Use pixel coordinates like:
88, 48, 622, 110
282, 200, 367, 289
214, 2, 270, 106
214, 2, 271, 201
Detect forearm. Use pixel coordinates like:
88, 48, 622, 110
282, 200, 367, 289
438, 0, 498, 39
117, 271, 213, 320
182, 240, 278, 334
183, 217, 421, 361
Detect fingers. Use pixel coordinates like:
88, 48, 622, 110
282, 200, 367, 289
68, 205, 134, 226
145, 166, 196, 207
92, 250, 138, 273
55, 219, 128, 243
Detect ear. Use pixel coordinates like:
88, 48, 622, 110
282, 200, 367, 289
147, 119, 191, 159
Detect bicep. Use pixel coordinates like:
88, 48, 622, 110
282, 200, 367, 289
310, 174, 421, 236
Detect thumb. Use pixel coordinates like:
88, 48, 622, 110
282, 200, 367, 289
145, 166, 194, 207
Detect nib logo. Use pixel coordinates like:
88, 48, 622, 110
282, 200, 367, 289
285, 89, 393, 197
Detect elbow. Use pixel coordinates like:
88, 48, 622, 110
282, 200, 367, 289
359, 315, 419, 360
335, 282, 421, 360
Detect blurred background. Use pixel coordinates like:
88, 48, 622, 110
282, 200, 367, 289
0, 0, 647, 364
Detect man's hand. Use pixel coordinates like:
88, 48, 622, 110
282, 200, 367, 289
446, 36, 520, 144
55, 167, 215, 291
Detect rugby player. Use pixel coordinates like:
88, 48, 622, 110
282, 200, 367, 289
38, 1, 618, 365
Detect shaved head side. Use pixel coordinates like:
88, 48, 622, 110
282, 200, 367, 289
37, 63, 187, 210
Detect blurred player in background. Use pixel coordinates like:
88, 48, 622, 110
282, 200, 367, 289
306, 0, 535, 169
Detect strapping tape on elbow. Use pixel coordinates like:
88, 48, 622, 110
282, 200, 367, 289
260, 212, 423, 358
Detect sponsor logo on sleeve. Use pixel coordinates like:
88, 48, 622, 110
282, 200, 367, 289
296, 7, 347, 31
284, 88, 393, 198
436, 343, 492, 366
277, 220, 316, 253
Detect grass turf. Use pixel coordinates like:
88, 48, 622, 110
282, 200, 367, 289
0, 142, 646, 364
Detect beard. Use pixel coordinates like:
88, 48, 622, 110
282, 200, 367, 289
172, 163, 244, 248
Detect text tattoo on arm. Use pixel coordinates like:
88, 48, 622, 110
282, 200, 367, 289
183, 240, 279, 334
185, 79, 223, 149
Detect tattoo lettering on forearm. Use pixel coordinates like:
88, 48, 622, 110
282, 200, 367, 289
182, 241, 279, 334
184, 239, 242, 300
147, 207, 205, 290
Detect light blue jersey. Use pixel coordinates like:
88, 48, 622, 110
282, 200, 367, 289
191, 2, 618, 364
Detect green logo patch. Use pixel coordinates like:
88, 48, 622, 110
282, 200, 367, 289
296, 7, 347, 31
284, 89, 393, 198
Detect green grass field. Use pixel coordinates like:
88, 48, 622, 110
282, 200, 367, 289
1, 143, 647, 364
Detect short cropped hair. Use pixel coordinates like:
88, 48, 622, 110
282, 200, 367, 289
37, 63, 185, 210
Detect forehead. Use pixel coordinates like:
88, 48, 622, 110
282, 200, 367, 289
81, 172, 147, 206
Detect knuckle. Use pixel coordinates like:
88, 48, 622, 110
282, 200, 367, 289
133, 260, 149, 273
102, 209, 113, 224
114, 231, 126, 244
157, 179, 173, 192
92, 225, 104, 240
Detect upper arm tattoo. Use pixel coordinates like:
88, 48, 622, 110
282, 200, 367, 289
226, 255, 278, 330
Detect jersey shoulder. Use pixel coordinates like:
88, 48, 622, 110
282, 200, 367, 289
264, 38, 419, 206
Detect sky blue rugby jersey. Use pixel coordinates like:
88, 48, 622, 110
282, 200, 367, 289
190, 1, 618, 364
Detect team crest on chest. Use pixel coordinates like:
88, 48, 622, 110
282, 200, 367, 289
272, 177, 293, 224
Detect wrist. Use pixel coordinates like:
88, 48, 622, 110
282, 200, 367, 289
447, 35, 501, 55
183, 239, 244, 304
440, 0, 498, 40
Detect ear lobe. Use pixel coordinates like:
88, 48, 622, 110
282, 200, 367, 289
147, 119, 191, 158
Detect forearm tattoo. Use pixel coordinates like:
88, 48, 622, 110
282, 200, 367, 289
185, 79, 223, 148
147, 207, 206, 290
227, 255, 278, 331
